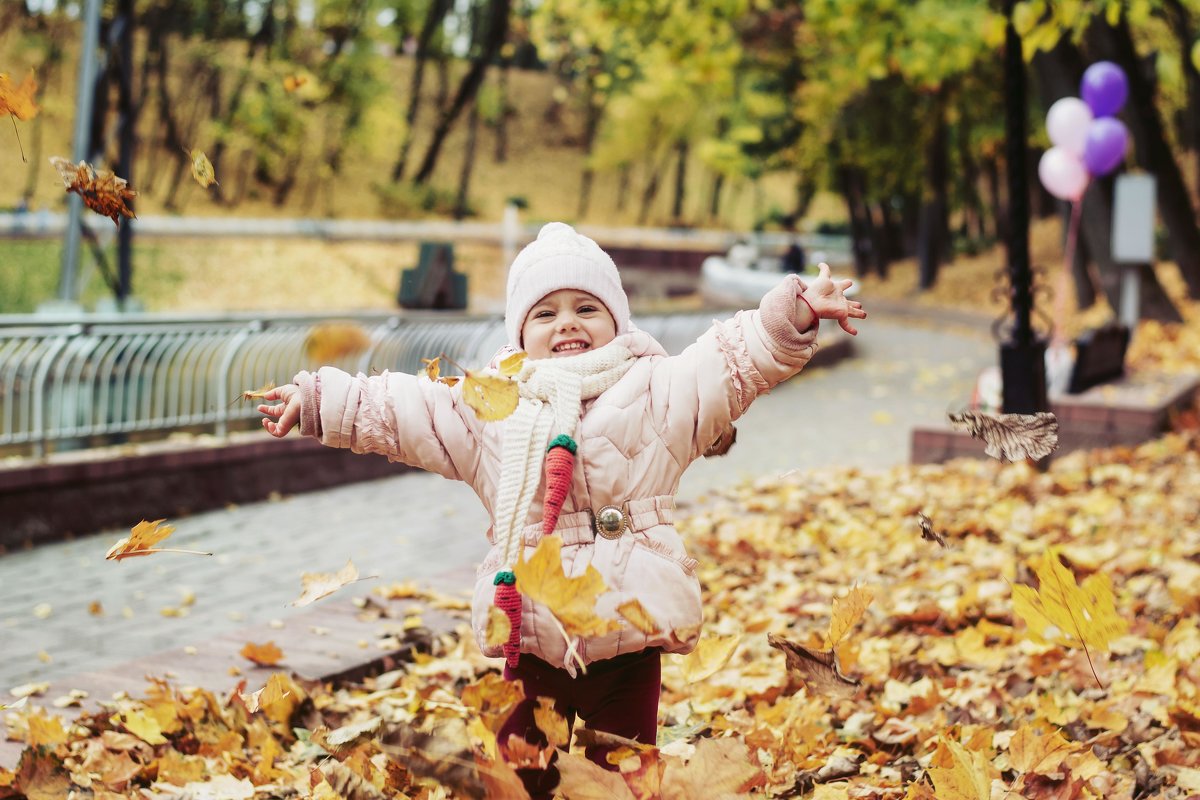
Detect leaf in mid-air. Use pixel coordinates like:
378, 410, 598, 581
511, 536, 620, 638
189, 148, 218, 188
917, 511, 947, 547
0, 72, 39, 120
291, 559, 374, 606
947, 410, 1059, 462
49, 156, 137, 225
461, 370, 520, 422
767, 633, 859, 698
240, 641, 284, 667
303, 322, 371, 364
826, 584, 874, 648
1011, 547, 1128, 687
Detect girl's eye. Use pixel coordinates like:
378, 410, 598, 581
578, 305, 597, 313
535, 310, 554, 319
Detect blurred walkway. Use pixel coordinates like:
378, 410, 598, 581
0, 310, 995, 692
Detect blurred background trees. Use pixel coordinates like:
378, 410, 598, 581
4, 0, 1200, 300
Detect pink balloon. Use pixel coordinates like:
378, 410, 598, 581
1046, 97, 1093, 156
1038, 147, 1089, 201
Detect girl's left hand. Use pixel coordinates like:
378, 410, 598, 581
802, 262, 867, 335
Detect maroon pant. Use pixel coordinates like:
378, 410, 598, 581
497, 648, 661, 799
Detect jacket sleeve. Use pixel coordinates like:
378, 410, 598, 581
293, 367, 485, 482
651, 274, 820, 462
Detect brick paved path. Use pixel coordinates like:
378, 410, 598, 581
0, 310, 994, 763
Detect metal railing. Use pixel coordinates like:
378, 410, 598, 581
0, 310, 726, 457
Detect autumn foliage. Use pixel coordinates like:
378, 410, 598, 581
4, 431, 1200, 797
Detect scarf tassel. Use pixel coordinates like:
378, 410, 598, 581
493, 570, 522, 668
542, 434, 578, 535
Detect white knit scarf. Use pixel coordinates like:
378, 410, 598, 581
492, 342, 636, 567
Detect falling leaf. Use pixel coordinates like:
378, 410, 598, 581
188, 148, 218, 188
283, 74, 308, 92
49, 156, 137, 225
291, 559, 374, 606
616, 598, 661, 634
926, 737, 995, 800
511, 536, 621, 638
826, 584, 874, 648
303, 322, 372, 364
497, 351, 527, 377
421, 357, 443, 381
917, 511, 947, 547
485, 605, 512, 647
1011, 547, 1128, 687
461, 370, 520, 422
555, 751, 636, 800
240, 641, 284, 667
677, 632, 741, 683
767, 633, 859, 698
0, 71, 39, 120
0, 696, 28, 711
105, 518, 210, 560
947, 410, 1059, 462
534, 697, 570, 748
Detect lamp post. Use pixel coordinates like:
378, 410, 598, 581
999, 0, 1049, 414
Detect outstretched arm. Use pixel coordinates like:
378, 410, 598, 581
792, 262, 867, 336
259, 385, 300, 437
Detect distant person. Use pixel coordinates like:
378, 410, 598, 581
258, 223, 865, 798
783, 240, 807, 273
726, 237, 758, 270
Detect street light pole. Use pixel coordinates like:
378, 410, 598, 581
56, 0, 103, 308
1000, 0, 1048, 414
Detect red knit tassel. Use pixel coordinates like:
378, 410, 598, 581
543, 435, 577, 535
493, 576, 522, 668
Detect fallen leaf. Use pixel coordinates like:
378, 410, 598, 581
926, 737, 995, 800
947, 410, 1059, 461
661, 737, 765, 799
240, 641, 284, 667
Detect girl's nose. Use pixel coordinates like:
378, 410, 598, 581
556, 314, 579, 331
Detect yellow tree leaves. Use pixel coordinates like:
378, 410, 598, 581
291, 559, 375, 606
49, 156, 137, 225
511, 536, 620, 640
1012, 547, 1128, 687
827, 584, 874, 649
424, 351, 527, 422
188, 148, 218, 188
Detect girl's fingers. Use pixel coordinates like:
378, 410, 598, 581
257, 403, 281, 417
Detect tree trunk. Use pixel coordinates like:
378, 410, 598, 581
454, 98, 480, 219
493, 61, 510, 163
392, 0, 451, 181
576, 81, 604, 219
413, 0, 511, 185
637, 147, 671, 225
709, 172, 724, 221
838, 164, 872, 278
670, 139, 688, 223
1162, 0, 1200, 196
616, 164, 631, 215
917, 99, 949, 290
1088, 13, 1200, 298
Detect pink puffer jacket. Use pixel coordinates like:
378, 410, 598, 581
294, 275, 819, 672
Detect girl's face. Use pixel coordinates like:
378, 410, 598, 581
521, 289, 617, 359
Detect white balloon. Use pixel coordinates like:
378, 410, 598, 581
1038, 146, 1089, 201
1046, 97, 1093, 156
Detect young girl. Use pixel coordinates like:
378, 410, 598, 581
259, 222, 864, 796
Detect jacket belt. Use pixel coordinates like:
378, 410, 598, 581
519, 496, 675, 548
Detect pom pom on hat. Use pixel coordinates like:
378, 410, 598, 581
504, 222, 631, 348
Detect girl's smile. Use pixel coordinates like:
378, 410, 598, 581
521, 289, 617, 359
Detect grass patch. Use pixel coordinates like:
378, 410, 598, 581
0, 240, 61, 313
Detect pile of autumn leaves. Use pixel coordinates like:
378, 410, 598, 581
5, 433, 1200, 799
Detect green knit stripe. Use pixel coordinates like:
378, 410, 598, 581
494, 570, 516, 586
546, 434, 578, 454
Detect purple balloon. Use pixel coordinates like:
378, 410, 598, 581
1081, 61, 1128, 117
1083, 117, 1129, 176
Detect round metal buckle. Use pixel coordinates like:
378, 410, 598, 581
594, 505, 628, 540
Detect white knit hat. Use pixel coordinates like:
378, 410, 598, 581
504, 222, 631, 348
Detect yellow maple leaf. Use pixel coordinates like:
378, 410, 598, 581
25, 713, 66, 748
188, 148, 218, 188
677, 632, 741, 683
421, 356, 442, 381
240, 641, 284, 667
461, 370, 519, 422
511, 536, 620, 638
616, 599, 661, 634
927, 738, 995, 800
534, 697, 570, 748
291, 559, 373, 606
661, 737, 765, 799
104, 519, 212, 560
1011, 547, 1128, 687
239, 673, 292, 714
1007, 724, 1074, 776
826, 584, 874, 648
0, 72, 39, 120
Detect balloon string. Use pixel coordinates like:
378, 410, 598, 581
1052, 192, 1086, 348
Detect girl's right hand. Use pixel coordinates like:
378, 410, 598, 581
258, 384, 301, 437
